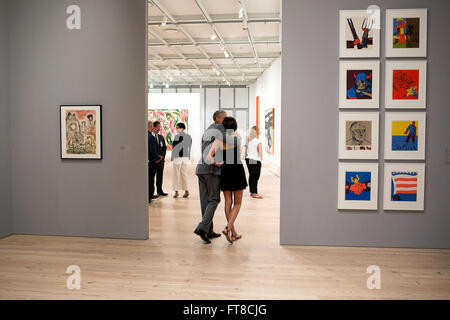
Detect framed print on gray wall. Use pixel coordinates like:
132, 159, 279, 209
384, 112, 426, 160
338, 162, 378, 210
383, 163, 425, 211
339, 60, 380, 109
338, 112, 379, 160
60, 105, 103, 159
339, 10, 380, 58
385, 60, 427, 109
385, 8, 427, 57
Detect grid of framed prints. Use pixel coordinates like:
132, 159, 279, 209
337, 7, 428, 211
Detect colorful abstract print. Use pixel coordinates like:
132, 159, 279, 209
148, 109, 188, 150
346, 70, 372, 100
393, 69, 419, 100
393, 18, 420, 48
391, 171, 418, 202
345, 171, 371, 201
392, 120, 418, 151
65, 110, 97, 155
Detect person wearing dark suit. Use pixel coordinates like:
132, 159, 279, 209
153, 121, 168, 196
148, 121, 163, 203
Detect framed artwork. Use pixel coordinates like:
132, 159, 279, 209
256, 96, 260, 128
60, 105, 102, 159
384, 112, 426, 160
338, 112, 379, 159
385, 60, 427, 109
264, 108, 274, 154
383, 163, 425, 211
339, 60, 380, 109
338, 162, 378, 210
339, 10, 380, 58
148, 109, 188, 151
385, 8, 427, 57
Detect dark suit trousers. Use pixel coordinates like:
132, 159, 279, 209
155, 160, 165, 194
148, 162, 157, 199
196, 174, 221, 234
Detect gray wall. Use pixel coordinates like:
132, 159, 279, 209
281, 0, 450, 248
8, 0, 148, 239
0, 0, 12, 238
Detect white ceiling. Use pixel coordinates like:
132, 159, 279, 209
148, 0, 281, 87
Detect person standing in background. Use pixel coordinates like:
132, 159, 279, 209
245, 126, 263, 199
172, 122, 192, 198
153, 121, 168, 197
148, 121, 163, 203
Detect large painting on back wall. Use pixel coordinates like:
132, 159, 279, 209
148, 109, 188, 151
264, 108, 274, 154
60, 105, 102, 159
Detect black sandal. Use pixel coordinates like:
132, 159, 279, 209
224, 226, 234, 244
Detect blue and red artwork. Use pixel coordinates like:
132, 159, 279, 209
392, 120, 418, 151
347, 70, 372, 100
391, 171, 418, 202
345, 171, 371, 201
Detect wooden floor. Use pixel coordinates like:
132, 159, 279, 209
0, 162, 449, 300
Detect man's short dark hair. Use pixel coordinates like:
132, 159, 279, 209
153, 121, 161, 127
176, 122, 186, 130
213, 110, 226, 121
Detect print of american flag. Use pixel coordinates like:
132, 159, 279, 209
392, 173, 418, 195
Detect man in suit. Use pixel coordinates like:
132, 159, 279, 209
153, 121, 168, 196
148, 121, 163, 203
194, 110, 236, 244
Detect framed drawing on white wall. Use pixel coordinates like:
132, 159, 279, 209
385, 8, 427, 57
384, 112, 426, 160
339, 61, 380, 109
383, 163, 425, 211
338, 162, 378, 210
264, 108, 274, 154
339, 10, 380, 58
60, 105, 102, 159
385, 60, 427, 109
338, 112, 379, 160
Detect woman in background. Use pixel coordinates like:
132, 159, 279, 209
171, 123, 192, 198
207, 117, 247, 244
245, 126, 263, 199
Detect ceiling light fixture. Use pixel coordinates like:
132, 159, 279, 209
239, 8, 244, 19
165, 83, 169, 89
150, 83, 154, 89
210, 33, 217, 40
224, 50, 229, 58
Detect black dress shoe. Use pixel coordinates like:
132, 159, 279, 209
150, 194, 160, 200
194, 229, 211, 244
208, 232, 221, 239
158, 192, 168, 196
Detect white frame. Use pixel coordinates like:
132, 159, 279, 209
339, 10, 380, 58
338, 162, 378, 210
385, 8, 427, 57
339, 60, 380, 109
384, 112, 426, 160
339, 112, 379, 159
385, 60, 427, 109
383, 163, 425, 211
60, 105, 102, 159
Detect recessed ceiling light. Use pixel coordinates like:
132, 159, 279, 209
165, 83, 169, 89
161, 15, 167, 26
210, 33, 217, 40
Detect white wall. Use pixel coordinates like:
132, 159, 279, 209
148, 93, 202, 160
249, 57, 282, 171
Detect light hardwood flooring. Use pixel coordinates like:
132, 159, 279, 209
0, 162, 449, 299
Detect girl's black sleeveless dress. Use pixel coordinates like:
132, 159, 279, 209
220, 144, 248, 191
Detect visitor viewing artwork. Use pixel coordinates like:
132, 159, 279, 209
148, 109, 188, 150
60, 105, 102, 159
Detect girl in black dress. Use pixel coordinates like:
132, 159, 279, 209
207, 117, 248, 244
